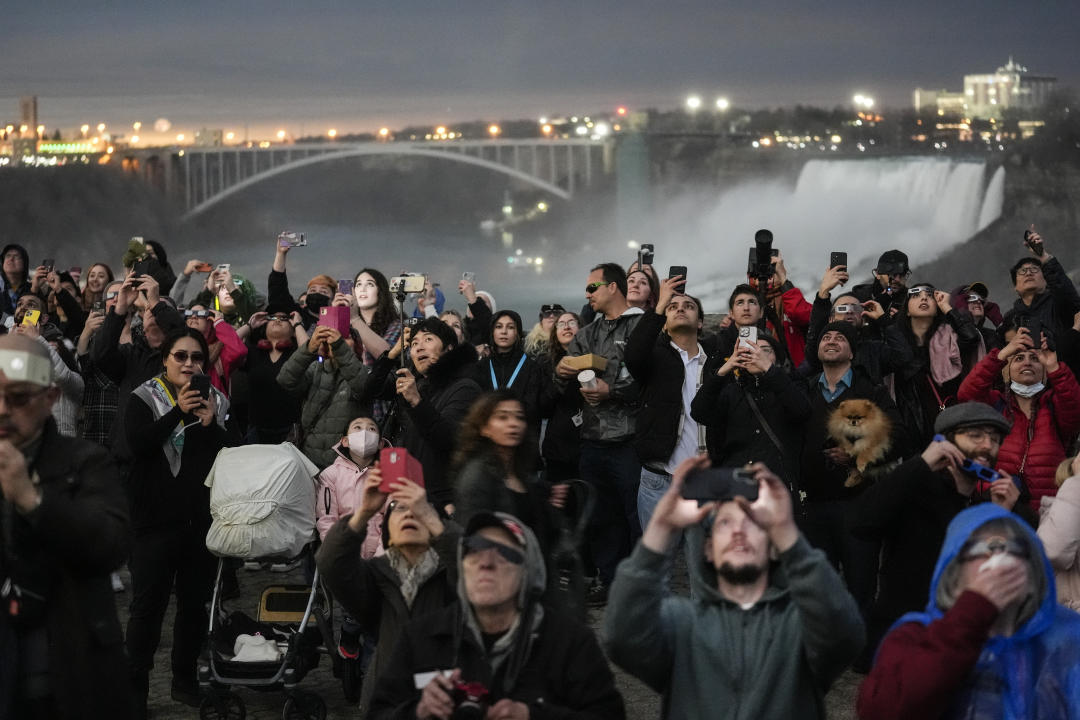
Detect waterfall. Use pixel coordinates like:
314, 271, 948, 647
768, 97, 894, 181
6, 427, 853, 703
677, 158, 1006, 309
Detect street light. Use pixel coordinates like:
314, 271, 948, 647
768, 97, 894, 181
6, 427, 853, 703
327, 128, 337, 139
96, 123, 106, 133
853, 94, 874, 109
488, 124, 501, 137
276, 129, 286, 141
378, 127, 390, 139
225, 131, 235, 142
686, 95, 702, 111
132, 121, 142, 132
80, 124, 89, 137
715, 97, 730, 111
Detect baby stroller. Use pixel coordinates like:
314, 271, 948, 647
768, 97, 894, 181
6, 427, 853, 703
197, 443, 350, 720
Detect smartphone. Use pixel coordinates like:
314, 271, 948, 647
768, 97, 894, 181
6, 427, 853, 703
317, 305, 351, 336
131, 236, 145, 246
405, 316, 421, 328
681, 466, 759, 504
379, 447, 425, 492
738, 325, 758, 348
338, 279, 354, 296
215, 263, 230, 273
390, 275, 426, 294
278, 232, 307, 248
92, 299, 105, 314
1018, 315, 1042, 346
462, 271, 476, 284
668, 265, 688, 293
638, 243, 655, 267
42, 258, 55, 273
189, 373, 211, 401
21, 309, 41, 327
830, 252, 848, 270
132, 258, 154, 277
1023, 228, 1044, 256
194, 262, 213, 273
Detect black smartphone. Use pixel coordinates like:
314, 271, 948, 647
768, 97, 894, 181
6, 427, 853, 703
189, 373, 211, 401
1018, 315, 1042, 345
1023, 228, 1044, 256
92, 299, 105, 314
42, 258, 55, 273
830, 252, 848, 270
132, 258, 154, 277
681, 467, 760, 504
637, 243, 655, 268
668, 265, 688, 293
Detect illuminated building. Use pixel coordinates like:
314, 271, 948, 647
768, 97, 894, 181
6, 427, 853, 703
964, 57, 1056, 119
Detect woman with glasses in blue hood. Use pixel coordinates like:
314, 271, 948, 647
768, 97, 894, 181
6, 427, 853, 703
857, 504, 1080, 719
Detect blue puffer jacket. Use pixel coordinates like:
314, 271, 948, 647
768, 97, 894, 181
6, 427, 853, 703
866, 504, 1080, 719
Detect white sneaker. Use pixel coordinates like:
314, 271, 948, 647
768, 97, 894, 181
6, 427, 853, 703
111, 572, 125, 593
243, 561, 261, 571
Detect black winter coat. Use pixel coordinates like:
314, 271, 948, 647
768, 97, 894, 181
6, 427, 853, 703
692, 365, 810, 485
88, 302, 186, 462
474, 346, 542, 426
365, 344, 482, 506
802, 293, 914, 382
537, 353, 582, 480
1011, 256, 1080, 372
624, 310, 719, 467
315, 517, 460, 708
368, 604, 626, 720
0, 420, 131, 719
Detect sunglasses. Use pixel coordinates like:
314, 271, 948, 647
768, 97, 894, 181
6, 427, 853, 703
0, 386, 50, 409
585, 281, 612, 295
267, 314, 291, 322
540, 304, 565, 316
961, 536, 1029, 562
169, 350, 205, 365
833, 304, 858, 314
967, 294, 983, 304
184, 310, 211, 319
462, 534, 524, 565
907, 287, 934, 297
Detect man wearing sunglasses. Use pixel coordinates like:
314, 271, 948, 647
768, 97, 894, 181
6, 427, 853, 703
369, 511, 625, 720
859, 504, 1080, 718
554, 262, 645, 603
850, 402, 1033, 662
0, 334, 131, 718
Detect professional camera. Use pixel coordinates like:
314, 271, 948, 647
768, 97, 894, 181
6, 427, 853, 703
449, 680, 491, 720
389, 274, 426, 295
750, 229, 776, 282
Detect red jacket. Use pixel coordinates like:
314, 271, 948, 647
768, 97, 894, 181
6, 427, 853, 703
768, 285, 812, 368
957, 348, 1080, 511
857, 591, 998, 720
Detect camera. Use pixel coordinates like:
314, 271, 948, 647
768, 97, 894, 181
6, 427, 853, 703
637, 243, 655, 269
390, 274, 426, 294
749, 229, 776, 281
450, 680, 491, 720
681, 466, 760, 504
404, 316, 421, 328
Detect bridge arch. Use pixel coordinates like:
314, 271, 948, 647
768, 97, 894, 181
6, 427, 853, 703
181, 145, 572, 220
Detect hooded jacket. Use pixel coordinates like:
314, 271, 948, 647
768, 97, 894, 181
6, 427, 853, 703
0, 243, 30, 316
604, 522, 864, 720
554, 307, 644, 443
475, 310, 543, 425
368, 513, 625, 720
858, 504, 1080, 720
364, 343, 482, 506
314, 443, 375, 542
276, 337, 370, 469
957, 348, 1080, 511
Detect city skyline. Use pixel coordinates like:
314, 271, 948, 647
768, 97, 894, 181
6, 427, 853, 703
4, 1, 1077, 140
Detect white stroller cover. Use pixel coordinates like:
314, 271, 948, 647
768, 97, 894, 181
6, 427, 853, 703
205, 443, 318, 559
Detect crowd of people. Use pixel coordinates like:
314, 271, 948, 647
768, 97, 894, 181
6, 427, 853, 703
2, 228, 1080, 719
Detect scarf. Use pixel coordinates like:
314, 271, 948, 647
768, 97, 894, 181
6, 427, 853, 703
386, 546, 439, 609
928, 323, 963, 386
132, 375, 230, 476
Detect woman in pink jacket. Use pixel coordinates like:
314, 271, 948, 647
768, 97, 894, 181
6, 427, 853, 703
316, 415, 385, 554
1038, 455, 1080, 611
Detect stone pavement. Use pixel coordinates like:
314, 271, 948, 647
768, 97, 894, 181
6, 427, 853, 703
121, 557, 858, 719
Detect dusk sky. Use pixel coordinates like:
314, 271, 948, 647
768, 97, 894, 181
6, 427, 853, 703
4, 1, 1077, 140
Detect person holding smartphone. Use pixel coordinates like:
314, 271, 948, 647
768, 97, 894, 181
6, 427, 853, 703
124, 328, 235, 715
1008, 229, 1080, 377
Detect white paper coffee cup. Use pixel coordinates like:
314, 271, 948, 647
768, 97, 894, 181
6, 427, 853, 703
577, 369, 597, 389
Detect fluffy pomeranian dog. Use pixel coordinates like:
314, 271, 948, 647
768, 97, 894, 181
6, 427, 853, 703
827, 398, 893, 487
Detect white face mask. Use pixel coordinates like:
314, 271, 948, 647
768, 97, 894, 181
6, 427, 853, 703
347, 429, 380, 457
1010, 381, 1045, 398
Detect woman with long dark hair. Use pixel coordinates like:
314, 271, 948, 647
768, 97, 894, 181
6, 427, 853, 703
893, 283, 982, 445
350, 268, 402, 366
474, 310, 542, 428
124, 328, 235, 716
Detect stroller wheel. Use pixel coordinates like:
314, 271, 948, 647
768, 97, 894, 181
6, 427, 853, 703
282, 690, 327, 720
199, 691, 246, 720
341, 656, 364, 703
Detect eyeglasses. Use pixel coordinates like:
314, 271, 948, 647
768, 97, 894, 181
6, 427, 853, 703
585, 281, 613, 295
1016, 265, 1042, 276
960, 536, 1029, 562
105, 292, 119, 300
0, 386, 49, 409
556, 320, 578, 330
184, 310, 210, 319
267, 314, 291, 322
833, 304, 858, 314
907, 287, 934, 298
169, 350, 205, 365
967, 294, 983, 304
540, 304, 565, 316
462, 534, 525, 565
956, 428, 1003, 446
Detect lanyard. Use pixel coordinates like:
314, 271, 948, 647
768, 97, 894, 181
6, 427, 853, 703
490, 354, 527, 389
153, 377, 177, 407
